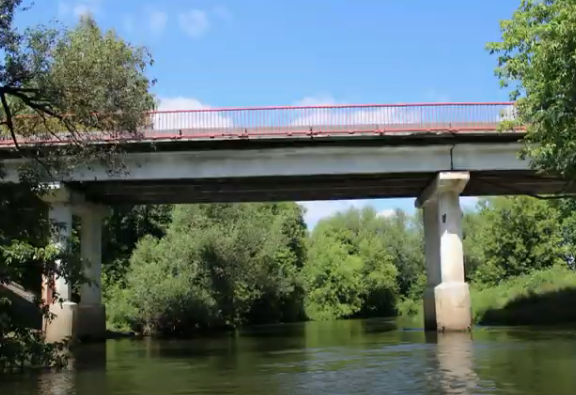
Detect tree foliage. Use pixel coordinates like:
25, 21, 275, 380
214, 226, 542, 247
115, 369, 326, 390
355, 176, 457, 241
303, 207, 422, 320
1, 8, 155, 176
465, 197, 565, 285
487, 0, 576, 178
106, 203, 307, 336
0, 2, 155, 370
107, 204, 429, 328
0, 187, 80, 372
102, 205, 172, 288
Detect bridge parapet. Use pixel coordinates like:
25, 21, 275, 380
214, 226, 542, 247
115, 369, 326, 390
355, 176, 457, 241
0, 102, 519, 146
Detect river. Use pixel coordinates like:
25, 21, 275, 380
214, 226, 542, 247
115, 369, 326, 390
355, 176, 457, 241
1, 319, 576, 394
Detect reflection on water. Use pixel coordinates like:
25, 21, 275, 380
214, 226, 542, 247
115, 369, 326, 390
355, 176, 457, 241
2, 320, 576, 395
425, 332, 478, 394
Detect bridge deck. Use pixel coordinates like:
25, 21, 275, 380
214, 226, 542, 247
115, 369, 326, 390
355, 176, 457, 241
0, 123, 515, 147
3, 102, 560, 205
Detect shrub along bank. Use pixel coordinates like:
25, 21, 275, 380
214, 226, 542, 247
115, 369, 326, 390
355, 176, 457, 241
398, 265, 576, 326
104, 196, 576, 336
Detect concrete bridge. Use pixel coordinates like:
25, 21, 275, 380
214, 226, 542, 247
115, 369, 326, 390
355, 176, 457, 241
0, 102, 569, 340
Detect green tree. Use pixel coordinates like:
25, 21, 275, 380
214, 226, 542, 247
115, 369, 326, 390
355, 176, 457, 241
102, 205, 172, 288
1, 13, 154, 174
487, 0, 576, 178
1, 2, 154, 370
304, 231, 365, 320
545, 198, 576, 265
462, 207, 486, 280
383, 210, 425, 299
303, 207, 400, 320
472, 197, 564, 285
107, 203, 307, 336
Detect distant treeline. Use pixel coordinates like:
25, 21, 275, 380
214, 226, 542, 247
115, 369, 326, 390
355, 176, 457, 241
103, 196, 576, 336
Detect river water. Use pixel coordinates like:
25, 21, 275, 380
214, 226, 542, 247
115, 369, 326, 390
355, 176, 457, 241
2, 319, 576, 395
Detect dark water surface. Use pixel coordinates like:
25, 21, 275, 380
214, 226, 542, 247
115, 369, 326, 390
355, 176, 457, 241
2, 319, 576, 395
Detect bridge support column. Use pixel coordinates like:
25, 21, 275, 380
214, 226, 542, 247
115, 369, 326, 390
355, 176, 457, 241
76, 204, 109, 342
416, 172, 471, 332
42, 184, 108, 342
43, 190, 77, 343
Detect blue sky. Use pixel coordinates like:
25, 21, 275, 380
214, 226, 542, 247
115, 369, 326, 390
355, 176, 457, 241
18, 0, 520, 227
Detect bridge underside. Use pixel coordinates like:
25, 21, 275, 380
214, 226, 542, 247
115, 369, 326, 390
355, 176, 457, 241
69, 170, 572, 205
2, 131, 573, 204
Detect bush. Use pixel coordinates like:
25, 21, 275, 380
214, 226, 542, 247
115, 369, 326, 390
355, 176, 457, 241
472, 265, 576, 325
106, 203, 307, 336
303, 207, 402, 320
398, 266, 576, 327
471, 197, 565, 285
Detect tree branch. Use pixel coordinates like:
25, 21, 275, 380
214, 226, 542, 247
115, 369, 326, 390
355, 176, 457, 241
4, 86, 63, 120
0, 88, 20, 151
0, 87, 57, 179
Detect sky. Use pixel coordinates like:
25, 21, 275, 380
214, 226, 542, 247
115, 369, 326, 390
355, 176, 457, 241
16, 0, 521, 228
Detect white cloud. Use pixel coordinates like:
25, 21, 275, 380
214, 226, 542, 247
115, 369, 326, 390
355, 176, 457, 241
213, 5, 233, 22
377, 209, 396, 218
151, 97, 232, 130
291, 95, 421, 128
147, 8, 168, 36
299, 200, 372, 229
158, 97, 206, 111
179, 9, 210, 38
294, 95, 337, 107
59, 0, 101, 19
461, 196, 479, 211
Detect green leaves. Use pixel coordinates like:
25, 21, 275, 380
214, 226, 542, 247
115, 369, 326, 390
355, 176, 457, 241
488, 0, 576, 178
0, 187, 76, 373
0, 4, 155, 371
106, 203, 308, 335
465, 197, 565, 286
303, 207, 420, 320
1, 11, 155, 176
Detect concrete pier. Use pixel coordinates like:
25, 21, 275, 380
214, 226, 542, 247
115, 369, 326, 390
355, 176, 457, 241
77, 204, 108, 341
417, 172, 471, 331
42, 184, 108, 342
43, 191, 78, 343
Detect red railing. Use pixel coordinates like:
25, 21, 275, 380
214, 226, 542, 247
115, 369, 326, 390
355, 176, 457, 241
0, 102, 518, 145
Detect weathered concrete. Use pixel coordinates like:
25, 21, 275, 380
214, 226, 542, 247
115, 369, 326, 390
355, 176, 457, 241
76, 304, 106, 341
42, 184, 108, 342
77, 203, 109, 341
417, 171, 471, 331
1, 139, 571, 205
434, 283, 471, 331
43, 188, 77, 342
45, 302, 78, 343
0, 143, 529, 184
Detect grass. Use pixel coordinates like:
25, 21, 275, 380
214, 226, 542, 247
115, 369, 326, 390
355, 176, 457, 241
398, 265, 576, 327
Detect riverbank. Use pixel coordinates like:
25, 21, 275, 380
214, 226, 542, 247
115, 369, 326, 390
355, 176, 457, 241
106, 265, 576, 337
398, 265, 576, 326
